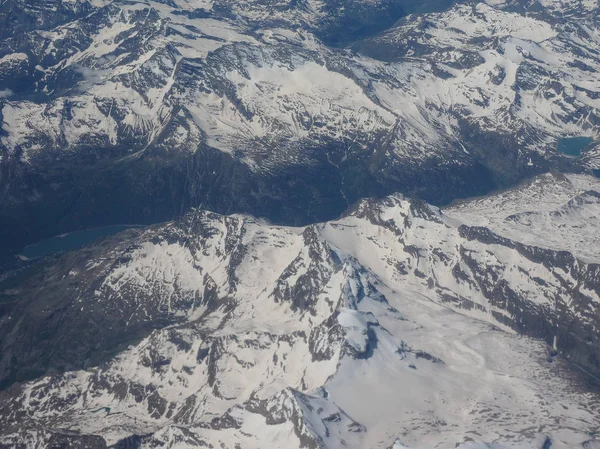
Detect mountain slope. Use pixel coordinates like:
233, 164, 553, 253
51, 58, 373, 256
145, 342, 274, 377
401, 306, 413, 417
1, 172, 599, 449
1, 0, 600, 253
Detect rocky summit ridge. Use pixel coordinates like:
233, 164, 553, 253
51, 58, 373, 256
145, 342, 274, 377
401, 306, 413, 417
0, 172, 599, 448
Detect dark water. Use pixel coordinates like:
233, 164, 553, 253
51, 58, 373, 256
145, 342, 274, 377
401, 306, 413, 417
21, 225, 142, 259
557, 137, 593, 157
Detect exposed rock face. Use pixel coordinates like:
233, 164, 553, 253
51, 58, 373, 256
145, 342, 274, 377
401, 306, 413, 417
0, 172, 599, 449
1, 0, 599, 253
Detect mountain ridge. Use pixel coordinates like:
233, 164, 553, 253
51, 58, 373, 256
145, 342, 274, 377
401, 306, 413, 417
1, 172, 599, 448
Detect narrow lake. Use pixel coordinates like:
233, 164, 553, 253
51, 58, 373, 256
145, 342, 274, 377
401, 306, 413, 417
20, 225, 143, 259
557, 137, 593, 157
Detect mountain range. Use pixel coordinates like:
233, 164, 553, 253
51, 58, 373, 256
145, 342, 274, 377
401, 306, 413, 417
1, 0, 599, 255
1, 172, 600, 448
1, 0, 600, 448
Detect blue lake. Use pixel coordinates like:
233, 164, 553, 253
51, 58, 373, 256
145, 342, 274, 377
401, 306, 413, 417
21, 225, 142, 259
557, 137, 593, 157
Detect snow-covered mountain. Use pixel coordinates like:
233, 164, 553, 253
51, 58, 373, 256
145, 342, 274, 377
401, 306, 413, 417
1, 172, 599, 449
1, 0, 600, 254
2, 1, 600, 447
